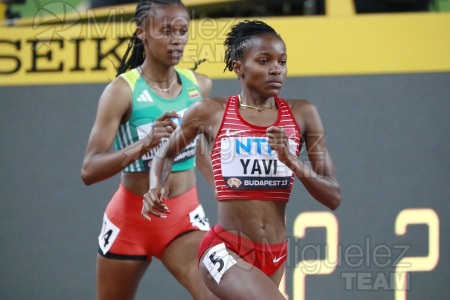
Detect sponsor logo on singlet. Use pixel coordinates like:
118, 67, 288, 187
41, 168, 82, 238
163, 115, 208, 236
220, 136, 297, 189
137, 90, 153, 102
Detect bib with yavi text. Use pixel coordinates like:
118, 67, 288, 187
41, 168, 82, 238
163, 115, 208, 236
212, 95, 301, 202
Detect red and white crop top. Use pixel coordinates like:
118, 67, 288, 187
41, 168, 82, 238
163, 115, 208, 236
212, 95, 302, 202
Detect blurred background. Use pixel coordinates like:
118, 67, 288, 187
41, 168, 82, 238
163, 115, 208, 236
1, 1, 449, 299
2, 0, 449, 20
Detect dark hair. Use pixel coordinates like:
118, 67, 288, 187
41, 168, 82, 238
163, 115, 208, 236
223, 20, 280, 72
116, 0, 186, 77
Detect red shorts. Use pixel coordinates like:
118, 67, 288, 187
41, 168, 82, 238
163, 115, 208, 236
198, 225, 288, 276
98, 184, 210, 261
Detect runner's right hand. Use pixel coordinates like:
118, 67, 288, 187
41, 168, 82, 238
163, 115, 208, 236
145, 111, 179, 149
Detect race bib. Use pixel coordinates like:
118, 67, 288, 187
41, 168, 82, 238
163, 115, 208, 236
220, 136, 297, 189
202, 243, 237, 284
98, 214, 120, 255
189, 205, 210, 231
136, 119, 197, 162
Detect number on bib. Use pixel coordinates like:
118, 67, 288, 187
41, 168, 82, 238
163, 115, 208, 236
98, 214, 120, 255
202, 243, 237, 284
189, 205, 210, 231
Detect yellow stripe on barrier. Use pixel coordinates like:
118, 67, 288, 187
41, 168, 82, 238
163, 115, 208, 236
325, 0, 356, 16
1, 12, 449, 85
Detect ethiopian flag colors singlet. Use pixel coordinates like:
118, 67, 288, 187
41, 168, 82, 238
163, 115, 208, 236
115, 67, 202, 173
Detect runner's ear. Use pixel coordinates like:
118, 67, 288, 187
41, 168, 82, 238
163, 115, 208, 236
232, 60, 243, 78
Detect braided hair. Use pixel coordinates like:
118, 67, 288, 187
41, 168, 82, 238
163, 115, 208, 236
223, 20, 280, 72
116, 0, 186, 77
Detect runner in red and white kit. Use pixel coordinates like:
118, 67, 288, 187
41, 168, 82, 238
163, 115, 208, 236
144, 20, 341, 300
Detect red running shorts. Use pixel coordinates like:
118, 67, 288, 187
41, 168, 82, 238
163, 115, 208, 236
98, 184, 210, 261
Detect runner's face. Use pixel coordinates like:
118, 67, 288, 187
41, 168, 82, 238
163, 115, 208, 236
239, 34, 287, 98
143, 4, 189, 66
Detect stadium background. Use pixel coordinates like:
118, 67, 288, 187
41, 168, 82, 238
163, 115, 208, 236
1, 0, 450, 299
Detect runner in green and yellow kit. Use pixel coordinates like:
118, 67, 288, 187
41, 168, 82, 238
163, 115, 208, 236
81, 1, 217, 299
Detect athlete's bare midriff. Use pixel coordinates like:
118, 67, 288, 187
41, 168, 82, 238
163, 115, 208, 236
217, 200, 287, 245
121, 169, 196, 197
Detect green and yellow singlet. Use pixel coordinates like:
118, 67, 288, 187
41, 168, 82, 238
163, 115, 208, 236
115, 67, 202, 173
